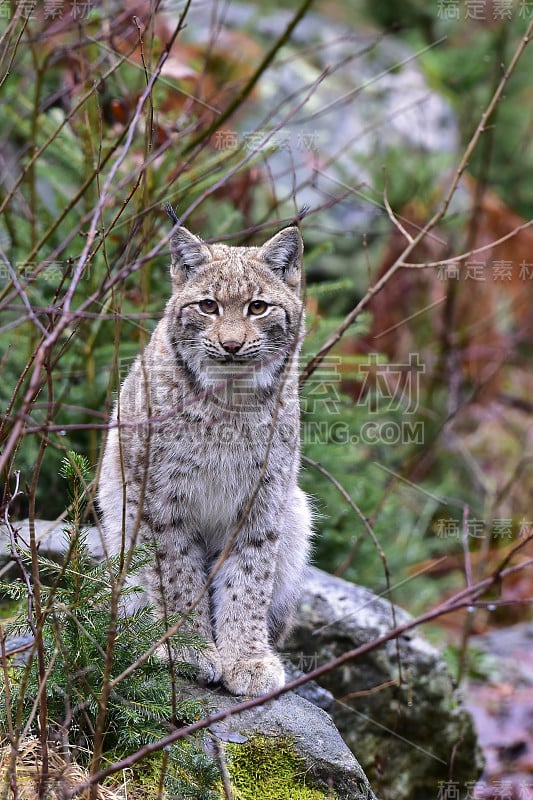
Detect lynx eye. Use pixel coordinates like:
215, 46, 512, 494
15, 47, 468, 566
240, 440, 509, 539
248, 300, 268, 316
198, 298, 219, 315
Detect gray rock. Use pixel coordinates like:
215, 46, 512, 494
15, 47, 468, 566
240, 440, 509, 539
198, 687, 379, 800
283, 660, 335, 712
284, 566, 484, 800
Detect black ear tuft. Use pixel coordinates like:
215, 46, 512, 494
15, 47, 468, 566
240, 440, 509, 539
164, 203, 181, 227
259, 226, 303, 289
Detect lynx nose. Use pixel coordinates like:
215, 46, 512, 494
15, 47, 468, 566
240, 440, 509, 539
220, 339, 243, 354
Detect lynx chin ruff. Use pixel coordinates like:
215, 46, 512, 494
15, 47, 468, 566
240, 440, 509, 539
98, 218, 312, 696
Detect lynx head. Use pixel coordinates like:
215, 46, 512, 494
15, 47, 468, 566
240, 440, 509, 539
164, 223, 304, 395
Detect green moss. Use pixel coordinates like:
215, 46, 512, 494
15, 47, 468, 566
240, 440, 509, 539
222, 734, 333, 800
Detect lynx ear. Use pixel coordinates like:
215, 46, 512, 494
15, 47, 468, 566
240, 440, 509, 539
259, 226, 303, 290
170, 227, 211, 284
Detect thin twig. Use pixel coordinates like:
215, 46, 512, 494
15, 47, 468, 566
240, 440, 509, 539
383, 180, 414, 245
400, 214, 533, 269
302, 455, 403, 688
211, 736, 233, 800
3, 471, 34, 630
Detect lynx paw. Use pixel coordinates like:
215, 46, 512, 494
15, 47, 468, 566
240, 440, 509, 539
223, 655, 285, 697
193, 644, 224, 685
163, 643, 222, 685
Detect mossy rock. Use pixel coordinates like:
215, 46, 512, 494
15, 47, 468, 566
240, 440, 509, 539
285, 567, 483, 800
205, 691, 378, 800
223, 734, 331, 800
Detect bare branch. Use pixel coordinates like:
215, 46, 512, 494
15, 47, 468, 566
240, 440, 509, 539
383, 181, 414, 245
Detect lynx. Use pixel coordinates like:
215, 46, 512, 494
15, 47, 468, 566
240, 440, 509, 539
98, 214, 312, 696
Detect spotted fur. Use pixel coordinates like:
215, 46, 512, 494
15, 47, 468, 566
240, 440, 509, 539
98, 225, 312, 696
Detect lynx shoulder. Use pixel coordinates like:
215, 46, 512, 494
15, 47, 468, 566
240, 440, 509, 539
98, 218, 312, 696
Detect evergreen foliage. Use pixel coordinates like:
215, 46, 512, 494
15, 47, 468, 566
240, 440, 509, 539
0, 452, 220, 799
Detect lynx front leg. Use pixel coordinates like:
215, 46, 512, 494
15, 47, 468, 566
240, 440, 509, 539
212, 532, 285, 696
146, 533, 222, 685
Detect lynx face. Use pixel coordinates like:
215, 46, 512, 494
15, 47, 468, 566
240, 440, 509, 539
166, 226, 304, 394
